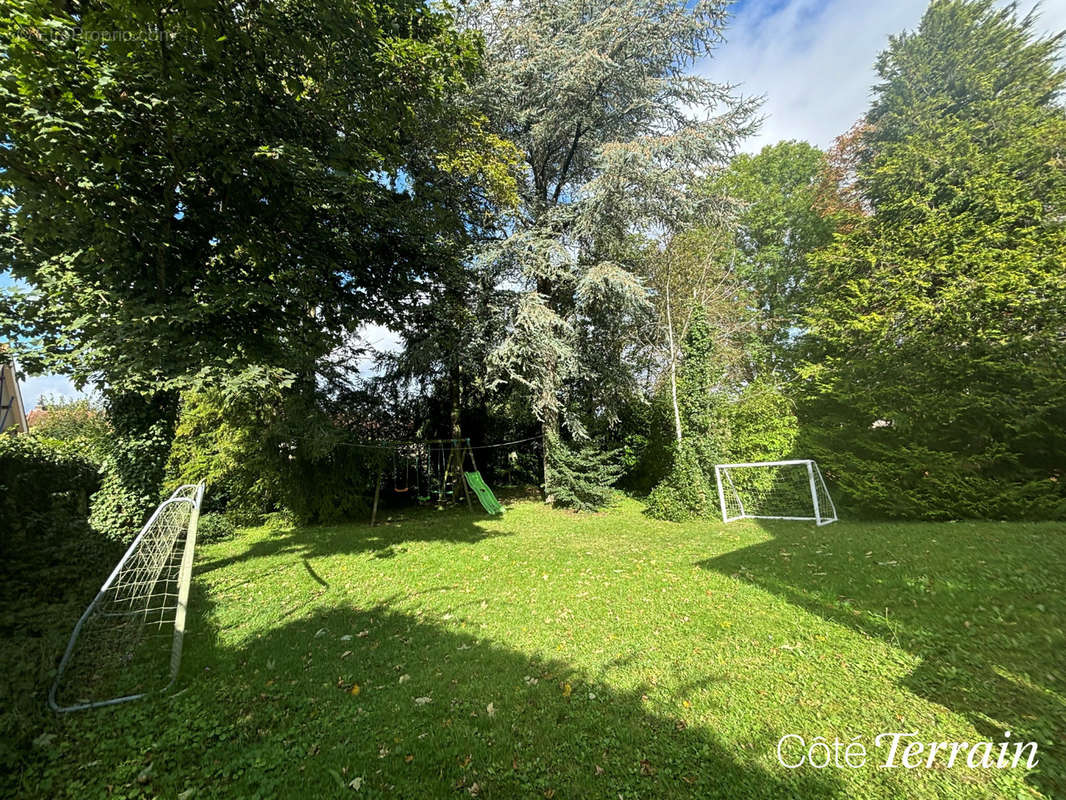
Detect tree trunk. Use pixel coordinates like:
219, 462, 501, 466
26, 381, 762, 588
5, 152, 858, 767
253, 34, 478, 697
665, 280, 683, 442
542, 404, 559, 504
536, 273, 561, 503
449, 363, 462, 441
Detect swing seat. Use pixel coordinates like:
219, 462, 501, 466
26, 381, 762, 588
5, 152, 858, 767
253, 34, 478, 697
394, 487, 410, 493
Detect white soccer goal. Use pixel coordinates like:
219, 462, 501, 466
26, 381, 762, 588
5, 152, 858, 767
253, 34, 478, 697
715, 460, 837, 526
49, 483, 205, 712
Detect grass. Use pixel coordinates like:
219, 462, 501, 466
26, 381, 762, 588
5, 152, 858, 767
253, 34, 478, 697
6, 496, 1065, 799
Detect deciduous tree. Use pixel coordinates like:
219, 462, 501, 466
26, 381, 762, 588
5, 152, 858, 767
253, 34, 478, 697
0, 0, 514, 535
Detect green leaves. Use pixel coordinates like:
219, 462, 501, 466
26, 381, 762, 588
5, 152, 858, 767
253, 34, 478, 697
469, 0, 757, 447
799, 0, 1066, 520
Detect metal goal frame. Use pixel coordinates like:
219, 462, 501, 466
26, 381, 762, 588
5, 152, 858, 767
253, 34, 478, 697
714, 459, 837, 526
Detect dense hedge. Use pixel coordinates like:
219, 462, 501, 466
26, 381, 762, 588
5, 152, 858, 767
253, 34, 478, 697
0, 435, 100, 556
801, 426, 1066, 521
0, 435, 112, 771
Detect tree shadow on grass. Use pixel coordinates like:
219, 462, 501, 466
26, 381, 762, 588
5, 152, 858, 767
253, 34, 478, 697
197, 505, 513, 577
698, 520, 1066, 798
18, 591, 842, 799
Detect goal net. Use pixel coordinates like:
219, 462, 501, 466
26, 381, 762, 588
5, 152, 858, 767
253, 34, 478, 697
49, 483, 205, 712
715, 460, 837, 526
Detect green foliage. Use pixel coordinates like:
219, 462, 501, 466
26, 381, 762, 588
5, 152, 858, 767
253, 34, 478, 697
0, 435, 113, 772
646, 306, 733, 520
800, 0, 1066, 519
473, 0, 758, 451
545, 435, 623, 512
89, 392, 179, 541
196, 512, 237, 543
282, 442, 382, 526
645, 437, 715, 521
674, 306, 731, 473
705, 140, 836, 372
0, 0, 514, 394
726, 379, 798, 464
0, 435, 100, 554
166, 390, 283, 525
0, 0, 515, 536
645, 310, 799, 520
27, 395, 111, 464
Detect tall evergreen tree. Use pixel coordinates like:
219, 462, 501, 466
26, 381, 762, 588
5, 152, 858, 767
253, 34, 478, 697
800, 0, 1066, 519
465, 0, 759, 499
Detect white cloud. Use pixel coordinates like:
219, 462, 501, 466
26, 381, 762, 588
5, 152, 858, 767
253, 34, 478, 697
703, 0, 1066, 154
20, 374, 92, 412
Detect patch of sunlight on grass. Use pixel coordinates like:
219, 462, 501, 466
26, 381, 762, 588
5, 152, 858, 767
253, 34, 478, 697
16, 499, 1064, 799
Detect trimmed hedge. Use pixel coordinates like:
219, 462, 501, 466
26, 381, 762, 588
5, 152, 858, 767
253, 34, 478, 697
0, 435, 100, 557
0, 435, 111, 772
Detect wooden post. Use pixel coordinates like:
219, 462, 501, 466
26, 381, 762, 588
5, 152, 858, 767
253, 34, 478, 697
370, 469, 382, 527
460, 439, 473, 511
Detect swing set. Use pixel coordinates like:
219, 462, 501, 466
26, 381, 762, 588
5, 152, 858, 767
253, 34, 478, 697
370, 437, 503, 525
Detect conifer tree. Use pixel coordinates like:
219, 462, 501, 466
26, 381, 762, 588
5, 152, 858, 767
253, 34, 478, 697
466, 0, 758, 500
801, 0, 1066, 519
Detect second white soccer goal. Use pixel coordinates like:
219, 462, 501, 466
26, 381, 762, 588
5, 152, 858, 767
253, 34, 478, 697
715, 459, 837, 526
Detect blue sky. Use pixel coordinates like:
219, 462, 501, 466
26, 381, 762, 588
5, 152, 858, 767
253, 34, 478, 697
705, 0, 1066, 152
6, 0, 1066, 410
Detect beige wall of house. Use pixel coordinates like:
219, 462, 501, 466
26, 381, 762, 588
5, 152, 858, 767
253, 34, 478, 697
1, 359, 29, 435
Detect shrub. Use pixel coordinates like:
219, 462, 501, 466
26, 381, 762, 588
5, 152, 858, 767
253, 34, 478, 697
801, 429, 1066, 521
0, 434, 101, 558
645, 437, 716, 521
282, 440, 382, 525
167, 390, 284, 525
27, 394, 111, 465
619, 390, 674, 493
546, 436, 623, 512
196, 512, 237, 542
0, 435, 114, 771
89, 391, 180, 542
645, 305, 731, 519
725, 379, 798, 464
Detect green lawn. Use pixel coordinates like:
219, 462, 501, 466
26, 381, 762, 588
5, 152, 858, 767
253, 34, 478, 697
9, 497, 1065, 799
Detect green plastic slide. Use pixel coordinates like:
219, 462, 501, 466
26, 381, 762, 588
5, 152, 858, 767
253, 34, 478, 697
464, 471, 504, 515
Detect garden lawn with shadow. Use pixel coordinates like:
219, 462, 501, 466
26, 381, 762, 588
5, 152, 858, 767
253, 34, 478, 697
7, 497, 1064, 799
